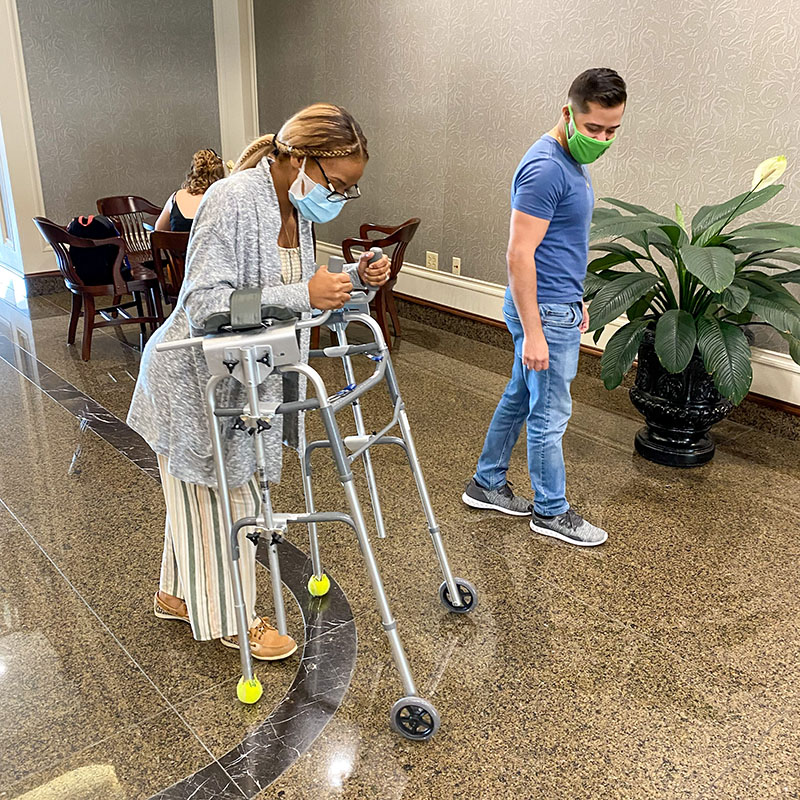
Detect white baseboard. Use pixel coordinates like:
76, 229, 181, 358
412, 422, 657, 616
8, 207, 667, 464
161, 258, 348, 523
316, 240, 799, 407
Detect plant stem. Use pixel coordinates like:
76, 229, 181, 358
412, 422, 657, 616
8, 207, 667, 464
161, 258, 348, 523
644, 243, 679, 309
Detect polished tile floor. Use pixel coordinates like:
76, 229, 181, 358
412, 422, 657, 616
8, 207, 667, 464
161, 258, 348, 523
1, 272, 799, 799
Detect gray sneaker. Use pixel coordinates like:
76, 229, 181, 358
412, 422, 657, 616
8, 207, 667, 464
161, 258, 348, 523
530, 508, 608, 547
462, 478, 533, 516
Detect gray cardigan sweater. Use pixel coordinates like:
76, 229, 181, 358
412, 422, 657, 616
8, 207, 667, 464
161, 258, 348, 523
128, 157, 344, 488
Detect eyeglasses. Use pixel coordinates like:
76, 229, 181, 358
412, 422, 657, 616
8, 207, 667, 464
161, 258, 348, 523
313, 158, 361, 203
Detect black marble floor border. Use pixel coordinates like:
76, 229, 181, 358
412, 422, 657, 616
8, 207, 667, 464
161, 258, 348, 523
0, 333, 358, 798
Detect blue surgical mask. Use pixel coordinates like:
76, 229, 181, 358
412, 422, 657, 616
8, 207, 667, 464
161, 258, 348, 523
288, 158, 346, 224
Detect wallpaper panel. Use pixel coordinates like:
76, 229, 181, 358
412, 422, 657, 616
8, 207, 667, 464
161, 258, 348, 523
255, 0, 800, 351
17, 0, 221, 224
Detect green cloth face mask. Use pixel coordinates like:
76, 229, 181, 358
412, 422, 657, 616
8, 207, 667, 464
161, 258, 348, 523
565, 105, 614, 164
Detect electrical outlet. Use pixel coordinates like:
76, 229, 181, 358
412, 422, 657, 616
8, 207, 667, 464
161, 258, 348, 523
425, 251, 439, 270
452, 257, 461, 275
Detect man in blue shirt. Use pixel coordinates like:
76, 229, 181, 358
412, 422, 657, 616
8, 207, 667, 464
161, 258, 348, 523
463, 68, 626, 546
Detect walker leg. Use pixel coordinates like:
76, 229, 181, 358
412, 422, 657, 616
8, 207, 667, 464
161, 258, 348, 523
396, 406, 462, 607
300, 451, 330, 597
206, 378, 261, 701
266, 533, 288, 635
320, 404, 418, 697
336, 326, 387, 538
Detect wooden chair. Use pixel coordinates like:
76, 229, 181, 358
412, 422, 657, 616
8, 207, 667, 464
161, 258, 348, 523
342, 218, 420, 349
150, 230, 190, 307
96, 195, 161, 265
33, 217, 164, 361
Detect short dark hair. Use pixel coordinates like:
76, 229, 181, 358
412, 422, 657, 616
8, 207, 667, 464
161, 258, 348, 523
568, 68, 627, 113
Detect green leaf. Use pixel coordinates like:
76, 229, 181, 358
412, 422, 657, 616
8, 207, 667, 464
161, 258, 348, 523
717, 282, 750, 314
600, 198, 659, 215
746, 292, 800, 337
738, 271, 794, 297
587, 272, 661, 331
696, 317, 753, 404
675, 203, 686, 231
729, 222, 800, 248
725, 310, 755, 325
584, 270, 630, 298
779, 332, 800, 366
691, 184, 784, 242
589, 243, 648, 267
655, 310, 697, 373
749, 251, 800, 267
724, 237, 785, 254
775, 269, 800, 284
592, 328, 605, 345
600, 319, 650, 390
590, 217, 665, 242
680, 245, 736, 292
599, 199, 687, 245
627, 289, 658, 320
592, 207, 624, 224
587, 252, 630, 272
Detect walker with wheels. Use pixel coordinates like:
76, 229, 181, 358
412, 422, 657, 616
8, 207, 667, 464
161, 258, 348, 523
155, 248, 477, 740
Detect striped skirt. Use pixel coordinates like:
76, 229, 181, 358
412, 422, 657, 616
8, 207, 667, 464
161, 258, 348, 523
157, 455, 260, 641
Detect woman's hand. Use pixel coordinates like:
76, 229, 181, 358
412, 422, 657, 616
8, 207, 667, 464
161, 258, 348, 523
308, 264, 353, 309
357, 252, 391, 287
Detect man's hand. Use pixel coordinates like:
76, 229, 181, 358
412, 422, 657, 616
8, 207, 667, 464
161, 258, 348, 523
579, 301, 590, 334
522, 331, 549, 371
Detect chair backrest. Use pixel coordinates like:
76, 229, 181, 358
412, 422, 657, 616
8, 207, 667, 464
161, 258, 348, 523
150, 230, 190, 303
32, 216, 128, 294
96, 195, 161, 260
342, 218, 421, 281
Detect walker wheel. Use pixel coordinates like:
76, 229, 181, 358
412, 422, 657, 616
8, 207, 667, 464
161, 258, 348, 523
236, 676, 263, 705
308, 573, 331, 597
390, 696, 440, 741
438, 578, 477, 614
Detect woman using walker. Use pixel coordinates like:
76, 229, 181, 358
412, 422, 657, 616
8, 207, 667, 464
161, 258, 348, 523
128, 103, 390, 661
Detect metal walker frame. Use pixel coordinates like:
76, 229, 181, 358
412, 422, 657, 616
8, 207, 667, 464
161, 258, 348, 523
156, 249, 477, 740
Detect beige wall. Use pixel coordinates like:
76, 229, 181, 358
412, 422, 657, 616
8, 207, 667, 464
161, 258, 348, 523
16, 0, 221, 225
255, 0, 800, 354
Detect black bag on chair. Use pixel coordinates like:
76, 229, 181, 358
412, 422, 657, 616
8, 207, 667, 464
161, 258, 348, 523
66, 215, 126, 285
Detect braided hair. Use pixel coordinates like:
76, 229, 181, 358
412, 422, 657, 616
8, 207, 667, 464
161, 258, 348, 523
232, 103, 368, 172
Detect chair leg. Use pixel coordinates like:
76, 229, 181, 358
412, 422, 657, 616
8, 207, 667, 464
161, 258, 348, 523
110, 294, 122, 318
68, 294, 82, 345
134, 292, 148, 350
81, 296, 95, 361
310, 326, 320, 350
386, 289, 402, 338
374, 291, 392, 350
150, 285, 165, 327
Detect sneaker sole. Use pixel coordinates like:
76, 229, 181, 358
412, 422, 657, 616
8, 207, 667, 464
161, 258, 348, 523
530, 521, 608, 547
220, 636, 298, 661
461, 492, 531, 517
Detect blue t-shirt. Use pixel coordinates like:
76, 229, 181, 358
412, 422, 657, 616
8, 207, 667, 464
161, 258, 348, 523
510, 135, 594, 303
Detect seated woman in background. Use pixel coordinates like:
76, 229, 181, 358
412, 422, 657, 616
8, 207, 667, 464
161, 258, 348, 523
154, 148, 225, 232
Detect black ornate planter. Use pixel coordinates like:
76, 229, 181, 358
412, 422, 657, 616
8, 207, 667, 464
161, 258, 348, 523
629, 331, 733, 467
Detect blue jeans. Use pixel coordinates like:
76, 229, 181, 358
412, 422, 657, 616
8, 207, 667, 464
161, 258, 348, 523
475, 290, 582, 516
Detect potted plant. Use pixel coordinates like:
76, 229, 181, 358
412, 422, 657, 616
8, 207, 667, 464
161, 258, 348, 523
586, 156, 800, 467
